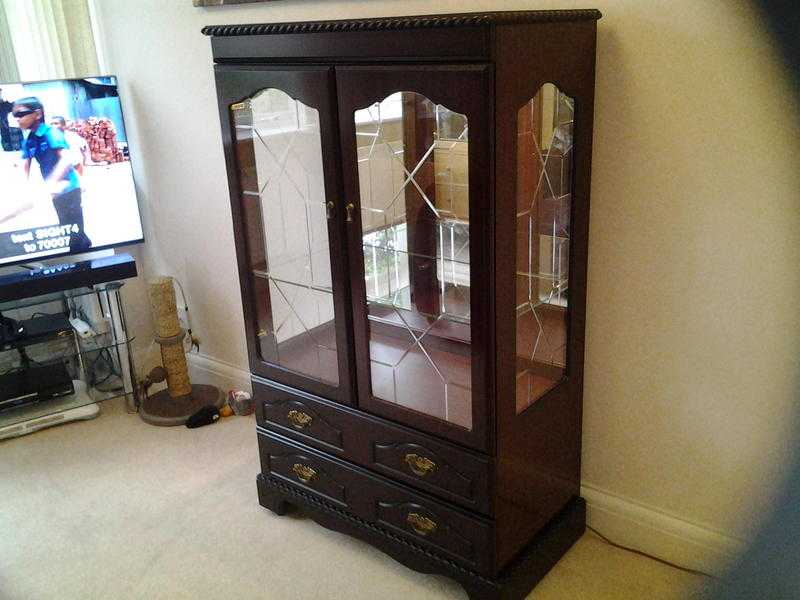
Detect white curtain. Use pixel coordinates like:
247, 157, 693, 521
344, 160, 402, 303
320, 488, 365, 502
0, 5, 18, 82
1, 0, 99, 81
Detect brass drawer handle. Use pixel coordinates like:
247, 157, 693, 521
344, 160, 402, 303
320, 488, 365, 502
406, 512, 437, 537
287, 410, 313, 430
405, 453, 436, 477
292, 463, 317, 484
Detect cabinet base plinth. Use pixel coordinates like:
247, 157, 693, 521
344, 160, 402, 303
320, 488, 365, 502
256, 473, 585, 600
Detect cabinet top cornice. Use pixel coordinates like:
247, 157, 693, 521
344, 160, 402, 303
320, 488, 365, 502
201, 9, 601, 37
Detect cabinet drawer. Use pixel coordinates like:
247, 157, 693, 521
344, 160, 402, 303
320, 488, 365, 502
254, 378, 491, 515
258, 430, 494, 574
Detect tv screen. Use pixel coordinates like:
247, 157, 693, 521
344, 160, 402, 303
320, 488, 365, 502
0, 76, 143, 266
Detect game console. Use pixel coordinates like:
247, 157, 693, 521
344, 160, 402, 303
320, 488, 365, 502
0, 362, 75, 413
0, 381, 98, 440
0, 313, 72, 350
20, 313, 72, 340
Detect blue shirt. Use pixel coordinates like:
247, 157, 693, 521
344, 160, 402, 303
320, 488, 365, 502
22, 122, 80, 194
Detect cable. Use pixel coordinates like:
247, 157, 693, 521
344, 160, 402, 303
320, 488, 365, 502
82, 340, 123, 389
586, 525, 717, 579
172, 277, 198, 352
85, 346, 121, 387
17, 347, 35, 368
68, 294, 77, 319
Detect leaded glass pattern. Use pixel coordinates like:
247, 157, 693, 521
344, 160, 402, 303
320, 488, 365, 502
515, 83, 573, 413
232, 88, 338, 385
355, 92, 472, 430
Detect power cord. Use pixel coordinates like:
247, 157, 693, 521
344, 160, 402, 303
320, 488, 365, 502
173, 277, 199, 353
17, 347, 44, 368
86, 346, 121, 387
586, 525, 717, 579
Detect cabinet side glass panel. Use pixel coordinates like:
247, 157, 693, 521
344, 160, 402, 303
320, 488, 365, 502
515, 83, 573, 413
231, 89, 339, 385
355, 92, 472, 430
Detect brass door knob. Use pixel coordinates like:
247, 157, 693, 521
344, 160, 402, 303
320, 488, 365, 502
292, 463, 317, 484
404, 453, 436, 477
345, 203, 355, 222
406, 512, 437, 536
326, 201, 335, 219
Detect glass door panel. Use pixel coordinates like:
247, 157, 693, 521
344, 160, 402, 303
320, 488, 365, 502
232, 89, 339, 385
515, 83, 573, 413
354, 91, 473, 430
217, 66, 352, 404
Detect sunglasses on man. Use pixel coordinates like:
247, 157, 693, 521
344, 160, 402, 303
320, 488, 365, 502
12, 109, 35, 118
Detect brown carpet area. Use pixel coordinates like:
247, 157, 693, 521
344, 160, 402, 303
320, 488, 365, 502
0, 399, 708, 599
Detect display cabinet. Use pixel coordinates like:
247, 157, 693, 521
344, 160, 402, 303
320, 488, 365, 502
0, 282, 136, 439
206, 10, 599, 599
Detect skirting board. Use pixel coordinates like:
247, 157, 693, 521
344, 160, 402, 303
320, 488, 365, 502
186, 353, 252, 395
183, 354, 744, 576
581, 483, 745, 575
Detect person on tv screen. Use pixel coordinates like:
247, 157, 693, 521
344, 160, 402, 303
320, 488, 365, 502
50, 116, 89, 177
12, 97, 92, 253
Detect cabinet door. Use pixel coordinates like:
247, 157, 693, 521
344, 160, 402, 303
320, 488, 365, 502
215, 66, 354, 405
337, 65, 491, 450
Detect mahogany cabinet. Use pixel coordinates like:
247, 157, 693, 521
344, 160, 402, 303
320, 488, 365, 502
205, 10, 600, 599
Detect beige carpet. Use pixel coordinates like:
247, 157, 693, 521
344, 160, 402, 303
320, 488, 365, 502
0, 399, 708, 599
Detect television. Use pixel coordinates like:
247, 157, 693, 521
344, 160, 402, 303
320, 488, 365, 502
0, 76, 143, 267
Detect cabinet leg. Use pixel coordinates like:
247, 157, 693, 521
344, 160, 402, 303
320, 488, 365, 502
463, 581, 502, 600
261, 493, 291, 516
256, 474, 291, 516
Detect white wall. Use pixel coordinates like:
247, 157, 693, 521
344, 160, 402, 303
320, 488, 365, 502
93, 0, 800, 574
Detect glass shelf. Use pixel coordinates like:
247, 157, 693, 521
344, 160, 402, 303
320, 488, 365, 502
0, 281, 124, 312
0, 378, 129, 431
251, 270, 333, 295
0, 280, 136, 436
0, 337, 134, 430
0, 329, 134, 361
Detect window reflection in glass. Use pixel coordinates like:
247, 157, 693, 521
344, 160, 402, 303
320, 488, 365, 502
355, 92, 472, 430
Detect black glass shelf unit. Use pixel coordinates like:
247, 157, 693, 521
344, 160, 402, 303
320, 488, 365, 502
0, 280, 137, 438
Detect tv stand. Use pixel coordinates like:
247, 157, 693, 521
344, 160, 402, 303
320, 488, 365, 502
0, 253, 136, 303
1, 381, 98, 440
0, 253, 138, 440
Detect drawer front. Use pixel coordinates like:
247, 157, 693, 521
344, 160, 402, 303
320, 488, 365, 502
260, 393, 345, 452
254, 378, 491, 515
261, 442, 348, 507
258, 430, 494, 574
